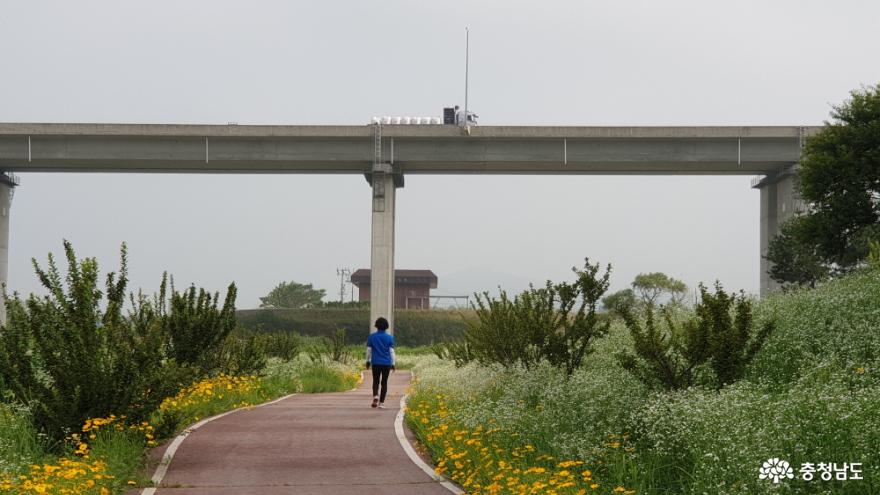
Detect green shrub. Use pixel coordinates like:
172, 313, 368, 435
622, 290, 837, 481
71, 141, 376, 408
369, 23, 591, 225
619, 283, 773, 390
431, 340, 475, 367
697, 284, 774, 387
307, 329, 352, 364
260, 331, 300, 361
151, 407, 184, 442
616, 305, 706, 390
0, 242, 179, 439
161, 274, 238, 375
465, 259, 611, 375
326, 328, 350, 363
228, 328, 300, 363
216, 333, 268, 375
0, 241, 238, 441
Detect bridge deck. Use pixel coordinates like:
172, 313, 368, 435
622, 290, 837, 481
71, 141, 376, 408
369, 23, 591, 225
0, 124, 818, 175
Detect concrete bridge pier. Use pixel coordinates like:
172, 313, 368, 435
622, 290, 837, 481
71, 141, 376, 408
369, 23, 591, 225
756, 166, 801, 296
367, 163, 402, 334
0, 175, 16, 325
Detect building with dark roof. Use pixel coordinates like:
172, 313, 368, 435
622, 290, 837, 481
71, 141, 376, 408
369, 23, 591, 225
350, 269, 438, 309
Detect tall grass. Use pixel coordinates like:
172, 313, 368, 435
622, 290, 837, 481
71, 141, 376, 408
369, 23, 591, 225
89, 429, 149, 490
0, 402, 52, 475
297, 365, 361, 393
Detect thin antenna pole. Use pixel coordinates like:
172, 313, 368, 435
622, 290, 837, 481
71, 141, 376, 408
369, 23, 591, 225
464, 27, 469, 125
336, 267, 351, 303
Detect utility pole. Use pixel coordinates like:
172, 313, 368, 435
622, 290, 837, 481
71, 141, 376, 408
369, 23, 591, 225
336, 267, 351, 303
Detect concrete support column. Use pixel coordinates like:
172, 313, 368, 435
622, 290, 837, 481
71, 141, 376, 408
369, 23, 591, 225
369, 164, 397, 334
757, 169, 799, 296
0, 178, 14, 325
759, 180, 778, 296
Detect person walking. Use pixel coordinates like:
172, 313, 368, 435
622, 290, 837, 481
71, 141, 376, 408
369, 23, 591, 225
365, 317, 395, 409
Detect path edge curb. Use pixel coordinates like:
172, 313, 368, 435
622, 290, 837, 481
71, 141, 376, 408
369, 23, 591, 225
394, 373, 464, 494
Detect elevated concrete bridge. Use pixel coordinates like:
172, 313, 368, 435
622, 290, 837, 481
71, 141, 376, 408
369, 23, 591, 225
0, 123, 820, 326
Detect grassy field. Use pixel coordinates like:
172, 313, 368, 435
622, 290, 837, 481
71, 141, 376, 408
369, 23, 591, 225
405, 268, 880, 494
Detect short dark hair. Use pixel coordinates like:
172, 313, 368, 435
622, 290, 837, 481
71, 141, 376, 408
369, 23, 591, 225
375, 317, 389, 331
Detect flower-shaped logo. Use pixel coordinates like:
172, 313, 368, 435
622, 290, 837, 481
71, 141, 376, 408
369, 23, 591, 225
759, 458, 795, 483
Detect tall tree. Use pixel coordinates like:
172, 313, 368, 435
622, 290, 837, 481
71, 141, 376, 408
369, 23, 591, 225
631, 272, 688, 305
601, 288, 638, 316
259, 281, 325, 308
765, 217, 830, 289
795, 83, 880, 269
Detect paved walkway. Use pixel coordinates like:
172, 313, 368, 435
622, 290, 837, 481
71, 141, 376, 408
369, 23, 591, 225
149, 371, 453, 494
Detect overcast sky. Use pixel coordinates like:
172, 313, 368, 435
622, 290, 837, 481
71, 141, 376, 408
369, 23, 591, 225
1, 0, 879, 308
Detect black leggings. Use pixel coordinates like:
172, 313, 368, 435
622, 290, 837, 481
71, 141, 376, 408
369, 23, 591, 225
371, 365, 391, 403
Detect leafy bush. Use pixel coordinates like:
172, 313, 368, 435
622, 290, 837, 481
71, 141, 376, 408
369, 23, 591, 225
618, 283, 774, 390
697, 284, 774, 387
0, 242, 179, 439
431, 340, 475, 367
326, 328, 350, 363
616, 305, 706, 390
216, 334, 268, 375
465, 259, 611, 375
161, 274, 238, 376
0, 241, 238, 441
307, 329, 352, 364
259, 330, 300, 361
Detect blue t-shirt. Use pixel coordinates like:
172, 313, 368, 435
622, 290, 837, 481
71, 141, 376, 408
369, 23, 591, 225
367, 330, 395, 365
